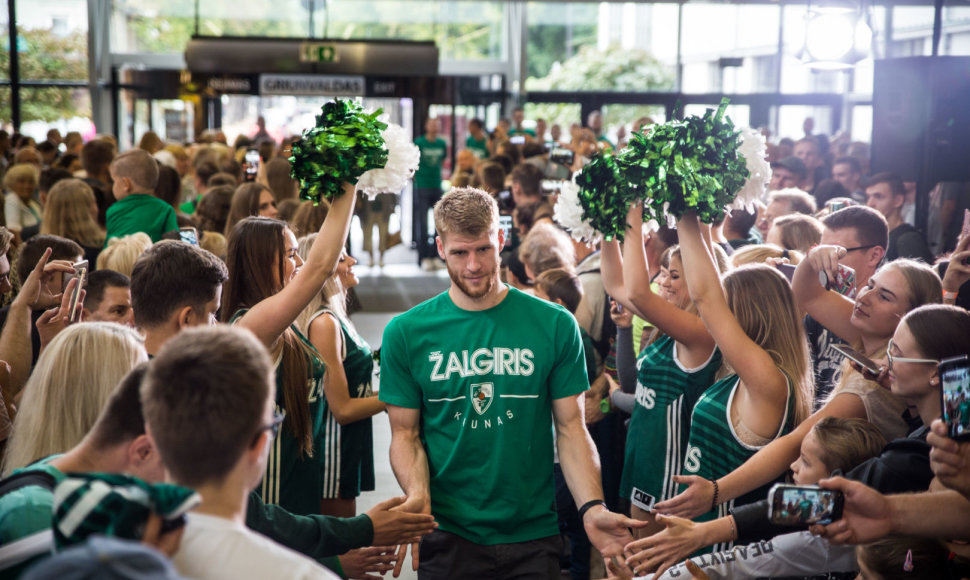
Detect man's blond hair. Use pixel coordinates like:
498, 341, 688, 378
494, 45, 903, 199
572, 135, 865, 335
433, 187, 498, 238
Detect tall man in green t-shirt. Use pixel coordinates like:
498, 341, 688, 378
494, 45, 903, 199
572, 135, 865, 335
413, 117, 448, 269
379, 188, 645, 579
106, 149, 178, 243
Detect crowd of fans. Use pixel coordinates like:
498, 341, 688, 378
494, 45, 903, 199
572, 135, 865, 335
0, 109, 968, 580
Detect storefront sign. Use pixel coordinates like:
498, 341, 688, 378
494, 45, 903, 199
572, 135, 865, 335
259, 74, 365, 96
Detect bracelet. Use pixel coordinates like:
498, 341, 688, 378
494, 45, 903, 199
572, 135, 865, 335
710, 478, 720, 512
578, 499, 607, 522
943, 289, 958, 301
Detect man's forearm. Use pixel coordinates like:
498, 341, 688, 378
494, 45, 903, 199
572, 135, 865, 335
389, 432, 431, 506
889, 490, 970, 539
557, 410, 605, 507
0, 299, 32, 398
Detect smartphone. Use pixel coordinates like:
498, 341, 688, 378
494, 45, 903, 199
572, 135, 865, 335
826, 200, 848, 213
541, 180, 569, 194
940, 355, 970, 441
549, 146, 575, 167
244, 148, 260, 182
961, 209, 970, 239
510, 135, 526, 145
775, 263, 797, 282
768, 483, 844, 527
829, 343, 882, 375
498, 215, 512, 249
179, 226, 199, 246
818, 263, 856, 295
67, 260, 88, 323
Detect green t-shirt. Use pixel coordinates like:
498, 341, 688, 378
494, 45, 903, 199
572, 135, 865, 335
414, 135, 447, 190
179, 194, 203, 215
465, 135, 489, 159
509, 127, 536, 137
379, 286, 589, 545
105, 193, 178, 244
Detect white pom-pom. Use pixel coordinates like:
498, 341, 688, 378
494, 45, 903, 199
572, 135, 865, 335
356, 123, 420, 199
554, 178, 602, 245
733, 128, 772, 210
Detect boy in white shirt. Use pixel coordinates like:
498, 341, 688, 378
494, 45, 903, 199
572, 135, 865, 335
141, 325, 339, 580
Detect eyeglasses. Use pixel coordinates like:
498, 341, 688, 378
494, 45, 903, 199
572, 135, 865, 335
252, 410, 286, 445
885, 339, 939, 372
843, 245, 876, 253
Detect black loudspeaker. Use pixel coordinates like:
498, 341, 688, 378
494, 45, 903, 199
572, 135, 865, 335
871, 57, 970, 183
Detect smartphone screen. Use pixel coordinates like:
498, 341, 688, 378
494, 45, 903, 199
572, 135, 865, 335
829, 344, 881, 375
775, 263, 797, 282
509, 135, 526, 145
549, 146, 575, 167
768, 484, 844, 527
498, 215, 512, 249
68, 260, 89, 323
244, 149, 260, 182
179, 227, 199, 246
941, 355, 970, 440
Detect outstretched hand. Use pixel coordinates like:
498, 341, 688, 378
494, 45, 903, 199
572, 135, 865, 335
624, 514, 705, 577
653, 476, 714, 520
377, 495, 432, 578
583, 506, 648, 576
338, 546, 397, 580
365, 495, 436, 547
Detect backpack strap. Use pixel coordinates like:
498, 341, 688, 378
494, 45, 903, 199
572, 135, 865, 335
0, 470, 57, 498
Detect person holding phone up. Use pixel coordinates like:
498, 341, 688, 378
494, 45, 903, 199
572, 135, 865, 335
630, 303, 968, 577
654, 250, 943, 521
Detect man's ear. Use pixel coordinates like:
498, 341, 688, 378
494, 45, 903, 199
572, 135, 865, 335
127, 434, 155, 466
176, 305, 195, 329
436, 236, 446, 260
867, 245, 886, 270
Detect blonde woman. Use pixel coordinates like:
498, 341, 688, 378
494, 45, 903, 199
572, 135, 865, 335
96, 232, 152, 276
297, 234, 384, 517
40, 178, 105, 265
654, 211, 813, 543
2, 322, 147, 475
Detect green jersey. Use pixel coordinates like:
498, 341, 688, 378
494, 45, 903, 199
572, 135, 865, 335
309, 310, 376, 499
680, 372, 795, 553
465, 135, 489, 159
414, 135, 447, 189
620, 335, 721, 510
231, 310, 326, 516
105, 193, 177, 243
379, 286, 589, 545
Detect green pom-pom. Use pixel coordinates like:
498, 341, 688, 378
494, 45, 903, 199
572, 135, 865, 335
574, 152, 641, 242
610, 98, 749, 229
289, 99, 389, 203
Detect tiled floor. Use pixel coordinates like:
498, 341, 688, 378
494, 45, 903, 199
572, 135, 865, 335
348, 248, 446, 580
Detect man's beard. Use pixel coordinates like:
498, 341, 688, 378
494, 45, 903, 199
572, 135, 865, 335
446, 262, 496, 299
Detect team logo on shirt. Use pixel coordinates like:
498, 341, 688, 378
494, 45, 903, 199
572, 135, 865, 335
470, 383, 493, 415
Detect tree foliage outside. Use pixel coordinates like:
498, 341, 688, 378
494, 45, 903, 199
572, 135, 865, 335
117, 0, 502, 61
0, 27, 89, 123
524, 45, 676, 134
